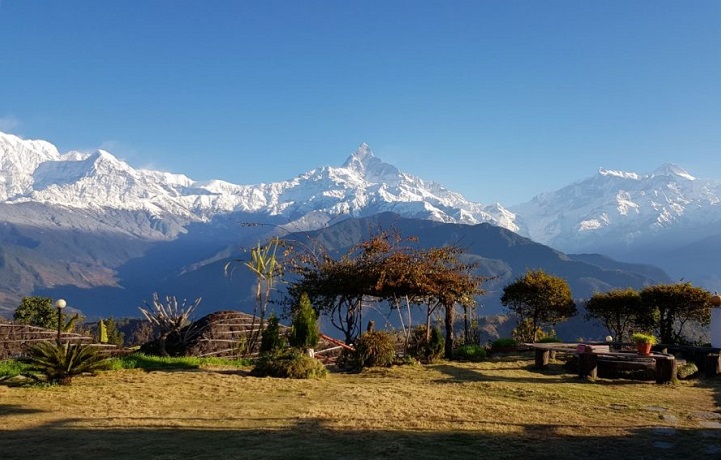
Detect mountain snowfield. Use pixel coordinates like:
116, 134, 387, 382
3, 129, 719, 254
511, 163, 721, 256
0, 131, 517, 237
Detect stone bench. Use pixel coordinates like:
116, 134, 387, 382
578, 350, 677, 384
525, 343, 677, 384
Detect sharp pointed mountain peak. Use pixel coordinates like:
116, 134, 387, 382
342, 143, 375, 169
339, 143, 402, 183
652, 163, 695, 181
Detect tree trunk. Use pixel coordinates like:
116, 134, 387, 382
426, 304, 432, 341
463, 305, 470, 344
159, 332, 170, 357
444, 303, 454, 360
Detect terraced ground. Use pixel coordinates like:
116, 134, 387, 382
1, 354, 720, 459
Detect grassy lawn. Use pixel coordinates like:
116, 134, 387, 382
1, 353, 720, 459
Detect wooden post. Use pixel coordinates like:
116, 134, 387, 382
535, 349, 550, 368
704, 354, 721, 377
655, 356, 677, 384
578, 353, 597, 380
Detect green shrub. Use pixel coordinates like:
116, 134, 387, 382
23, 342, 112, 385
0, 359, 33, 380
454, 344, 487, 362
13, 296, 57, 329
537, 336, 562, 343
677, 362, 698, 380
428, 326, 445, 362
260, 313, 286, 353
395, 354, 420, 366
355, 331, 397, 368
491, 338, 518, 348
251, 350, 328, 379
288, 293, 320, 350
407, 326, 445, 363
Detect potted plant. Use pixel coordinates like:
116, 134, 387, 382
631, 332, 657, 355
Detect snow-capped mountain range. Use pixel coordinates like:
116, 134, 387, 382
1, 129, 721, 315
0, 132, 516, 237
512, 163, 721, 256
3, 130, 720, 256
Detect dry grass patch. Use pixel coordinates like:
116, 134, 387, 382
1, 354, 720, 459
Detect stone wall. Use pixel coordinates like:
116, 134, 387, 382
0, 322, 92, 359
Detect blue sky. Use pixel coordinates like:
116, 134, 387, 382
1, 1, 719, 205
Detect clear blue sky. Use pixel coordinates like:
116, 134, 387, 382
1, 1, 719, 205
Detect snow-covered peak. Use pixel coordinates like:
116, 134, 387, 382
652, 163, 695, 181
342, 143, 374, 168
340, 143, 401, 184
598, 168, 640, 180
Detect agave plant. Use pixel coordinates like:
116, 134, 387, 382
139, 293, 202, 357
24, 342, 112, 385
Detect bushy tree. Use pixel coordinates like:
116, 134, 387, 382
289, 229, 486, 359
640, 283, 711, 344
13, 296, 83, 334
288, 293, 320, 351
585, 288, 653, 342
501, 269, 577, 342
13, 296, 56, 329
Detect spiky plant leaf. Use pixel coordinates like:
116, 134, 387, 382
24, 342, 112, 385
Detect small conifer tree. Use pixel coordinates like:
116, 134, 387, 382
105, 318, 125, 347
260, 313, 286, 353
289, 293, 320, 350
428, 326, 444, 362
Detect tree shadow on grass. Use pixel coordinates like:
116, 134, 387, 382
429, 363, 668, 387
693, 375, 721, 419
0, 404, 45, 416
429, 363, 580, 385
1, 415, 720, 459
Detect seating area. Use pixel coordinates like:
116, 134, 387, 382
525, 342, 679, 384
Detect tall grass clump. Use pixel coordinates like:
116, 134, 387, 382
354, 330, 396, 368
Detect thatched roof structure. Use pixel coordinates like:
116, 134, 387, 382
140, 310, 345, 361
